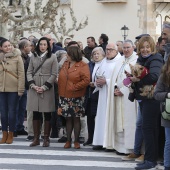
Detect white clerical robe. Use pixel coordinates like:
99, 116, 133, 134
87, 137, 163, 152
92, 53, 122, 146
103, 52, 138, 153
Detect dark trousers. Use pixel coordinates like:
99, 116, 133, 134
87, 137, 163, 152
139, 99, 160, 162
0, 92, 18, 132
15, 90, 27, 131
87, 114, 95, 142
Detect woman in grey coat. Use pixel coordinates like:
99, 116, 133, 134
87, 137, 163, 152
154, 57, 170, 170
27, 37, 58, 147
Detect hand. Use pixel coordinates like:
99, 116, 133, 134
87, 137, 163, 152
130, 77, 140, 82
96, 77, 106, 87
129, 87, 134, 93
114, 88, 123, 96
18, 92, 23, 96
124, 71, 131, 77
32, 86, 39, 91
89, 82, 95, 87
36, 87, 44, 93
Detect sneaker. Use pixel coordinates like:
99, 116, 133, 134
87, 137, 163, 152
26, 136, 34, 141
135, 160, 157, 170
17, 130, 28, 135
122, 153, 140, 161
58, 136, 67, 143
79, 137, 85, 144
135, 154, 144, 162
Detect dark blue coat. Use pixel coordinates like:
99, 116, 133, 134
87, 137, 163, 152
129, 53, 164, 101
52, 43, 65, 54
85, 61, 99, 116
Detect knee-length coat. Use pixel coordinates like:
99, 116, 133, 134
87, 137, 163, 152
26, 54, 58, 112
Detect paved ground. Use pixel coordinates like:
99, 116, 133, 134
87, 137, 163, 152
0, 133, 141, 170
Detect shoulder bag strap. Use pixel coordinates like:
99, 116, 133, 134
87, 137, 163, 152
32, 55, 48, 77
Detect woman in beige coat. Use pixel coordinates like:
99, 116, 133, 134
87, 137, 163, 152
0, 39, 25, 144
27, 37, 58, 147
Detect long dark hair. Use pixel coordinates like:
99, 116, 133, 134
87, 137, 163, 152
162, 56, 170, 87
35, 37, 52, 58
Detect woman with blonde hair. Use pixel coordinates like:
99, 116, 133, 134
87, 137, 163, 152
129, 36, 164, 169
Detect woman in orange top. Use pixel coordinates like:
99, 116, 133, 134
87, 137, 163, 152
58, 46, 90, 149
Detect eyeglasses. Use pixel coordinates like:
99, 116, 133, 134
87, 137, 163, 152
106, 48, 116, 52
123, 46, 132, 50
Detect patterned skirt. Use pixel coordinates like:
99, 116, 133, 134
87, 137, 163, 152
58, 96, 85, 117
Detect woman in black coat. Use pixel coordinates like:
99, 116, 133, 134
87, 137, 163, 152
154, 57, 170, 170
83, 47, 105, 146
129, 36, 163, 170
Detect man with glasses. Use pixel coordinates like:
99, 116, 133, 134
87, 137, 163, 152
92, 43, 123, 150
104, 40, 138, 155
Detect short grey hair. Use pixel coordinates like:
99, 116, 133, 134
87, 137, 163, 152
123, 39, 134, 47
18, 39, 30, 50
55, 50, 67, 62
163, 21, 170, 29
91, 47, 105, 58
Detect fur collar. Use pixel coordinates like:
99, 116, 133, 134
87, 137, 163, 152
4, 48, 21, 58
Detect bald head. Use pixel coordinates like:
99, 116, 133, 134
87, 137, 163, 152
106, 43, 118, 59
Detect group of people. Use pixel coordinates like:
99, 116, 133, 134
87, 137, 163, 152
0, 23, 170, 170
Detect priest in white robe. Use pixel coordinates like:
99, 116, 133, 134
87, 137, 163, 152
92, 43, 124, 150
103, 40, 138, 154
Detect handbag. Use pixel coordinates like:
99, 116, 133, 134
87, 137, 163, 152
162, 98, 170, 120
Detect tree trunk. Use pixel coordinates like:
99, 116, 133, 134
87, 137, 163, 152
0, 22, 8, 38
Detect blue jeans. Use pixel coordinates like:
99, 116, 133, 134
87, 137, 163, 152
0, 92, 19, 132
15, 90, 27, 131
134, 105, 143, 155
164, 127, 170, 168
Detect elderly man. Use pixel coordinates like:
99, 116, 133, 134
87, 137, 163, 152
162, 22, 170, 62
92, 43, 123, 150
103, 40, 138, 154
15, 40, 32, 137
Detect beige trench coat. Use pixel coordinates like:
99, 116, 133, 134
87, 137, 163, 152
0, 48, 25, 95
26, 54, 58, 112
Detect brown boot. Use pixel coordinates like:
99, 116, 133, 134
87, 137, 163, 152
6, 131, 13, 144
0, 131, 8, 144
30, 120, 40, 147
64, 141, 71, 148
74, 142, 80, 149
42, 121, 51, 147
